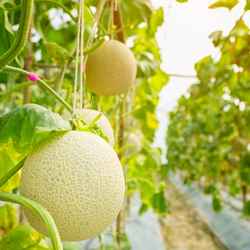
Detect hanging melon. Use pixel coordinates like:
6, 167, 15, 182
20, 131, 125, 241
86, 40, 137, 96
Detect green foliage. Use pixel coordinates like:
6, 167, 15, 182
0, 0, 168, 248
245, 0, 250, 10
100, 233, 131, 250
0, 204, 18, 234
0, 225, 50, 250
176, 0, 188, 2
167, 14, 250, 213
243, 200, 250, 216
95, 2, 168, 216
209, 0, 239, 10
0, 103, 71, 185
0, 6, 13, 56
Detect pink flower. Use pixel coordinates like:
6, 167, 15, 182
27, 72, 40, 82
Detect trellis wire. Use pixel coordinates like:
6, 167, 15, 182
73, 0, 107, 114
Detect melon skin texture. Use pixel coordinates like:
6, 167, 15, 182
77, 109, 114, 146
20, 131, 125, 241
86, 40, 137, 96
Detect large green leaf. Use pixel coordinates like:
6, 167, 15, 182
120, 0, 153, 30
0, 104, 71, 182
0, 104, 71, 152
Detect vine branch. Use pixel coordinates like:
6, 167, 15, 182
4, 65, 72, 112
0, 192, 63, 250
111, 1, 125, 248
0, 0, 34, 68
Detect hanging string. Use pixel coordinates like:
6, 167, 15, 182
73, 0, 82, 114
73, 0, 85, 113
85, 0, 107, 54
109, 0, 114, 38
114, 0, 118, 11
109, 0, 118, 39
73, 0, 107, 114
79, 0, 84, 109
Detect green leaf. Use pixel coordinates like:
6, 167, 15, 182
151, 188, 168, 214
0, 171, 20, 192
0, 7, 13, 56
0, 104, 71, 183
120, 0, 153, 30
176, 0, 188, 2
245, 0, 250, 10
44, 42, 71, 63
212, 194, 222, 212
0, 104, 71, 152
243, 200, 250, 217
139, 203, 148, 214
209, 0, 239, 10
0, 225, 50, 250
209, 30, 223, 47
149, 7, 164, 36
0, 204, 18, 233
240, 152, 250, 184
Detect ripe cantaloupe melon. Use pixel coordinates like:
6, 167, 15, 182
76, 109, 114, 146
20, 131, 125, 241
86, 40, 137, 96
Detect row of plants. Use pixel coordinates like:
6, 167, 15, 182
167, 0, 250, 215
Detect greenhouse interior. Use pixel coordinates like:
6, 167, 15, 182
0, 0, 249, 249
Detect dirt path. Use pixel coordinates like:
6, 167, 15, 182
160, 182, 228, 250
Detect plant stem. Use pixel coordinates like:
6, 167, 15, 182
116, 97, 125, 250
55, 63, 67, 92
0, 0, 34, 68
0, 192, 63, 250
168, 73, 196, 78
112, 2, 126, 248
4, 65, 72, 112
0, 160, 26, 188
112, 1, 125, 42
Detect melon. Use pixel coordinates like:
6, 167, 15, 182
86, 40, 137, 96
20, 131, 125, 241
76, 109, 114, 146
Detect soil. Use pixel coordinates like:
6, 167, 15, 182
160, 181, 228, 250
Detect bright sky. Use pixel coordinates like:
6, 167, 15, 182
152, 0, 245, 153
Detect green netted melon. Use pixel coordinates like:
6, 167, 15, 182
20, 131, 125, 241
76, 109, 114, 146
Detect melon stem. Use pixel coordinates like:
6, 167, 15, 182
0, 192, 63, 250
